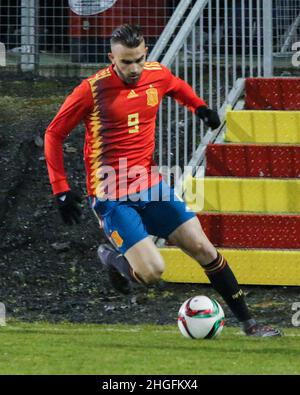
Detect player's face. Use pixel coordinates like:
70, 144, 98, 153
109, 41, 148, 85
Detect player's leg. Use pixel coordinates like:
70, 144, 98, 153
168, 216, 252, 323
168, 216, 281, 336
141, 181, 281, 337
97, 243, 133, 294
143, 195, 252, 324
124, 237, 165, 284
92, 199, 164, 292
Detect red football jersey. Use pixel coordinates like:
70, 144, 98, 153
44, 62, 206, 198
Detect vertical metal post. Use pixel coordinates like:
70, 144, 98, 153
167, 96, 172, 183
0, 303, 5, 326
175, 56, 180, 169
249, 0, 253, 76
216, 0, 221, 110
232, 0, 237, 85
257, 0, 262, 76
224, 0, 229, 99
158, 105, 163, 169
208, 1, 213, 108
21, 0, 39, 72
191, 25, 196, 153
0, 42, 6, 67
263, 0, 273, 76
199, 15, 204, 142
183, 41, 188, 166
241, 0, 246, 77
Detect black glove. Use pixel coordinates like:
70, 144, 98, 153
56, 191, 82, 225
196, 105, 221, 130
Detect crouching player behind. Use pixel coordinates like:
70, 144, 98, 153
45, 24, 281, 337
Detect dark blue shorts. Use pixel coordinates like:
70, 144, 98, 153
90, 180, 195, 255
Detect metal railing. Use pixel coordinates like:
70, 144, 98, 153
154, 0, 276, 185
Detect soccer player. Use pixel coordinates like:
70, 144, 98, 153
45, 24, 281, 337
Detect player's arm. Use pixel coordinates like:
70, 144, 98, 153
44, 80, 93, 224
163, 66, 221, 130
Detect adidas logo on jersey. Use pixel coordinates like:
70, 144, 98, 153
127, 90, 139, 99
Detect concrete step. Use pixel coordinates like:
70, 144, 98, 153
185, 177, 300, 213
245, 77, 300, 110
197, 212, 300, 249
205, 143, 300, 178
160, 247, 300, 286
225, 110, 300, 144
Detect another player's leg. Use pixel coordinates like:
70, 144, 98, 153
168, 216, 281, 337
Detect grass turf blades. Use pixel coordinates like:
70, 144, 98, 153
0, 321, 299, 375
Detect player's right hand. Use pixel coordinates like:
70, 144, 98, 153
55, 191, 82, 225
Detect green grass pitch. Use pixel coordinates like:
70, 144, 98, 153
0, 321, 299, 375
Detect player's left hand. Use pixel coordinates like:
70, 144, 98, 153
55, 190, 82, 225
196, 105, 221, 130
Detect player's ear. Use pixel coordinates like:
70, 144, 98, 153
145, 47, 148, 59
108, 52, 114, 64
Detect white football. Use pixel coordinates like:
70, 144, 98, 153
178, 295, 225, 339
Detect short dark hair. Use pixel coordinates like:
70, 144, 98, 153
110, 24, 144, 48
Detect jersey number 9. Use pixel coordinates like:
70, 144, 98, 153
128, 113, 139, 134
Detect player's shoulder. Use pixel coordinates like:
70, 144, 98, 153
86, 66, 113, 85
143, 61, 164, 70
143, 62, 172, 78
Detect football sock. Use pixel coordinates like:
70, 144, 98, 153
203, 252, 253, 323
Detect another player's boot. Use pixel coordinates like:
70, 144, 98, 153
97, 244, 132, 295
243, 319, 282, 337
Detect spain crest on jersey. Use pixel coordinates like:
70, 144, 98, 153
146, 85, 158, 107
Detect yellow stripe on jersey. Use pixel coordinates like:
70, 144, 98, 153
144, 68, 163, 70
144, 61, 161, 67
88, 77, 104, 196
144, 61, 162, 70
96, 73, 112, 81
88, 68, 112, 84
